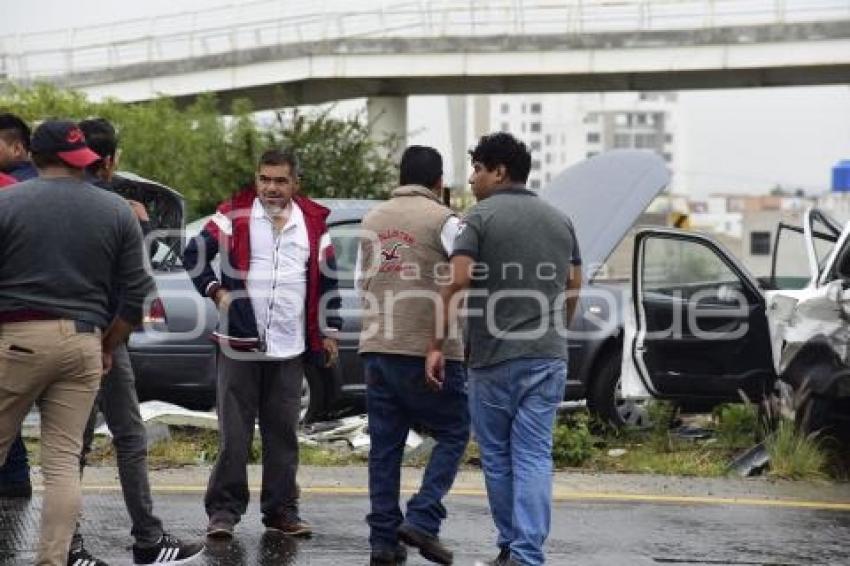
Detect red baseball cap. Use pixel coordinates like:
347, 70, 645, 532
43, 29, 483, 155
31, 120, 101, 169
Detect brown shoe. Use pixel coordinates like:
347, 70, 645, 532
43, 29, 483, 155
264, 516, 313, 538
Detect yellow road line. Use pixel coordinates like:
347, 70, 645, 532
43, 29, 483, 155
66, 485, 850, 512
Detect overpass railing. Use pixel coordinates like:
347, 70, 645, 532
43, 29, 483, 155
2, 0, 849, 81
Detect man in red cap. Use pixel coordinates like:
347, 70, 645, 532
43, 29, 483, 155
0, 119, 153, 566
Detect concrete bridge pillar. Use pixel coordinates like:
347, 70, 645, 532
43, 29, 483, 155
447, 95, 468, 191
367, 96, 407, 162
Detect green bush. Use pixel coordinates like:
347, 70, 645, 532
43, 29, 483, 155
766, 419, 827, 480
552, 413, 598, 468
713, 403, 758, 449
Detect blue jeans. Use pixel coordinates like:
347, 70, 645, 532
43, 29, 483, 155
0, 430, 30, 485
364, 354, 470, 551
469, 357, 567, 566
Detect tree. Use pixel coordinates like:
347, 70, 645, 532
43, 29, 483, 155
274, 107, 399, 200
0, 84, 398, 219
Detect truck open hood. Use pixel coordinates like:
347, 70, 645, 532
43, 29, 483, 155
539, 150, 671, 281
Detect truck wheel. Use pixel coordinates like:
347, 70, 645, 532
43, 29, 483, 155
587, 352, 650, 429
795, 393, 833, 435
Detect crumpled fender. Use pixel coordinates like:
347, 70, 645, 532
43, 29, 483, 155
779, 337, 844, 396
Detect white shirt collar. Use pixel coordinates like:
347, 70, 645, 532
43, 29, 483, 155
251, 197, 303, 231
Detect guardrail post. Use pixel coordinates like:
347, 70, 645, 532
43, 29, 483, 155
775, 0, 787, 24
641, 0, 651, 30
190, 12, 197, 59
576, 0, 584, 34
421, 0, 434, 35
705, 0, 716, 28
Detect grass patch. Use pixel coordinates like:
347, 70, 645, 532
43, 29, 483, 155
300, 443, 366, 466
646, 400, 678, 453
589, 443, 729, 477
19, 405, 845, 481
713, 402, 759, 450
765, 419, 827, 480
26, 427, 363, 468
553, 404, 743, 477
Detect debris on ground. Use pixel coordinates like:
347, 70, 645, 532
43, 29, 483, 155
673, 425, 714, 441
90, 403, 426, 457
729, 442, 770, 477
302, 415, 425, 456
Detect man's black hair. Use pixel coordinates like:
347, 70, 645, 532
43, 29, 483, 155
31, 152, 67, 169
79, 118, 117, 175
468, 132, 532, 184
399, 145, 442, 189
258, 148, 300, 178
0, 113, 31, 152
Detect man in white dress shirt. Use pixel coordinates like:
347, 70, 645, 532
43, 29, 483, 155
183, 149, 341, 539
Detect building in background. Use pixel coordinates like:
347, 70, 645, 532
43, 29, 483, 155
489, 91, 682, 191
489, 94, 584, 190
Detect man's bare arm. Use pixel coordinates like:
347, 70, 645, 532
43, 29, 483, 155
425, 255, 474, 388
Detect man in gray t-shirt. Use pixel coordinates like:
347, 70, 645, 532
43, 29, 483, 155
452, 182, 581, 369
426, 132, 582, 566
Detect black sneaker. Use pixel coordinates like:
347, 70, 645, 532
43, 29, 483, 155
370, 545, 407, 565
132, 533, 204, 565
397, 523, 452, 565
0, 480, 32, 499
67, 545, 109, 566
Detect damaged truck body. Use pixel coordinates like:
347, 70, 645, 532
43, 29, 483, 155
621, 207, 850, 431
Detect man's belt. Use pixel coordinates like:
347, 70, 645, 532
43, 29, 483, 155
0, 310, 99, 334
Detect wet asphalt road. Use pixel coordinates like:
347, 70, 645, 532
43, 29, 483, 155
2, 491, 849, 565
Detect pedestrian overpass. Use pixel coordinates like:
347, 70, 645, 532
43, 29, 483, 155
2, 0, 849, 149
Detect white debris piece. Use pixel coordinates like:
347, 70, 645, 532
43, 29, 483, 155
94, 400, 218, 436
302, 415, 425, 453
91, 402, 424, 454
94, 401, 318, 445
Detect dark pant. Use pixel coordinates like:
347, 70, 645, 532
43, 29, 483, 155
205, 352, 303, 526
0, 431, 29, 485
73, 343, 163, 548
364, 353, 470, 551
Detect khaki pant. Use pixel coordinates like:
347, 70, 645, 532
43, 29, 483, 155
0, 320, 102, 566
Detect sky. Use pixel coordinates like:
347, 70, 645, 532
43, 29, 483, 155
2, 0, 849, 197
